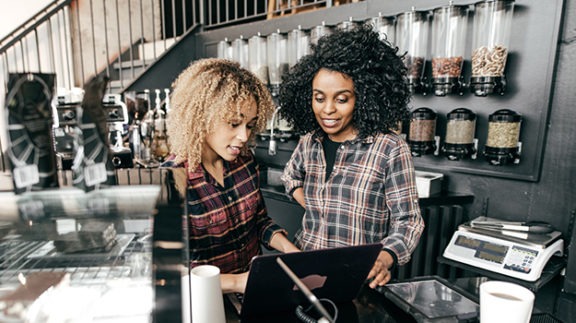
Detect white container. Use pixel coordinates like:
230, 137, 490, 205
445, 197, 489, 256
415, 171, 443, 198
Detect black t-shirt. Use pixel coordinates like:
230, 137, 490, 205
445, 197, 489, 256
322, 136, 340, 181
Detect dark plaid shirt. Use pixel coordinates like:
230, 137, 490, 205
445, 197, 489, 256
282, 131, 424, 265
165, 153, 285, 273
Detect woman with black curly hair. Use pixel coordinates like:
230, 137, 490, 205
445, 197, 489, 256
164, 58, 299, 294
280, 24, 424, 288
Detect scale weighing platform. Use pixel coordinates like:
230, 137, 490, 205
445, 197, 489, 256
442, 217, 565, 284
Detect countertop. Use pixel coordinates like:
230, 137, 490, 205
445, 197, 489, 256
219, 275, 566, 323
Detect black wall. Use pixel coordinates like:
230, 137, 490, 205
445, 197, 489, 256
128, 0, 575, 239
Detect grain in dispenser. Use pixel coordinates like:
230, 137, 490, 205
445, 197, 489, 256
409, 107, 438, 156
396, 8, 430, 94
310, 21, 333, 46
267, 30, 288, 97
430, 3, 469, 96
470, 0, 515, 96
287, 25, 310, 68
248, 33, 269, 85
217, 38, 232, 60
442, 108, 477, 160
231, 36, 249, 69
483, 109, 522, 165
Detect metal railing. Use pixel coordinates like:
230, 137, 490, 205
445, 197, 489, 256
0, 0, 335, 93
0, 0, 342, 173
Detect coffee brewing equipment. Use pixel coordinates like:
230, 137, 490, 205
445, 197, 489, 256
267, 30, 289, 97
131, 89, 158, 167
442, 108, 477, 160
102, 93, 133, 168
53, 88, 84, 170
470, 0, 515, 96
163, 88, 171, 115
150, 89, 169, 163
249, 33, 269, 85
396, 8, 430, 94
409, 107, 438, 156
483, 109, 522, 165
287, 25, 310, 67
368, 13, 396, 45
430, 3, 469, 96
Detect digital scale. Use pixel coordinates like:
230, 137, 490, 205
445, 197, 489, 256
443, 217, 564, 282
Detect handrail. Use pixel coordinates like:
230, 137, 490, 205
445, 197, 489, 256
0, 0, 333, 92
0, 0, 72, 54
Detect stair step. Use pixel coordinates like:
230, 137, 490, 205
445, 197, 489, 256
138, 38, 176, 61
113, 59, 147, 69
108, 80, 129, 93
106, 38, 178, 92
112, 60, 146, 81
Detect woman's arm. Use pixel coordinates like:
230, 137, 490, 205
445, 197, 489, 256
220, 272, 249, 294
291, 187, 306, 208
281, 136, 308, 202
269, 231, 300, 253
382, 142, 425, 265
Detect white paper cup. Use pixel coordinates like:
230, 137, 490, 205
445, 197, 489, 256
480, 281, 535, 323
190, 265, 226, 323
182, 275, 191, 323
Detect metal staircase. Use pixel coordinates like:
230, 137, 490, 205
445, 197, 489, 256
0, 0, 342, 173
0, 0, 334, 96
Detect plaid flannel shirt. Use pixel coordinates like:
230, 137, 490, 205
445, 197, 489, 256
282, 131, 424, 265
165, 153, 286, 273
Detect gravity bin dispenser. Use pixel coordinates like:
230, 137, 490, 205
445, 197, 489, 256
396, 8, 430, 94
470, 0, 515, 96
430, 3, 469, 96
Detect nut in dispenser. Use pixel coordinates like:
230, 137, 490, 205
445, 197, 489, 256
470, 0, 515, 96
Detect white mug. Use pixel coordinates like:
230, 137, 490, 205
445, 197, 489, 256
480, 281, 535, 323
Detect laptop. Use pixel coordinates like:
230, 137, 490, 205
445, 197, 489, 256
226, 243, 382, 318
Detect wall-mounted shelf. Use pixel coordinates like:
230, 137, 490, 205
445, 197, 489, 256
194, 0, 564, 182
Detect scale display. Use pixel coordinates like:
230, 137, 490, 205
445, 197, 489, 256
443, 226, 563, 281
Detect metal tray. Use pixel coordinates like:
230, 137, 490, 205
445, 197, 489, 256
26, 234, 135, 262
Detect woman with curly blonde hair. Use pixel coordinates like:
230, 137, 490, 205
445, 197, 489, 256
164, 58, 299, 294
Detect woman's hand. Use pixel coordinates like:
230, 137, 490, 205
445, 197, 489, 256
366, 250, 394, 289
220, 272, 249, 294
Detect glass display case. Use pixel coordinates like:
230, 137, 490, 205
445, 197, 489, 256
0, 185, 166, 322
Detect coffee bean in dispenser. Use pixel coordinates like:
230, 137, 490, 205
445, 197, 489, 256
396, 8, 430, 94
409, 107, 437, 156
430, 4, 469, 96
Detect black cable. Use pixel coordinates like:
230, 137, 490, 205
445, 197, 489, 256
294, 299, 338, 323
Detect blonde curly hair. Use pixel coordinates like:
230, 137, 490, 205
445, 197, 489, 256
167, 58, 275, 170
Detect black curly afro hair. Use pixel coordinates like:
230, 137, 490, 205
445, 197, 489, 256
279, 23, 411, 138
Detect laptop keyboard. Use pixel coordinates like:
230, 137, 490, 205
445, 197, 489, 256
226, 292, 244, 315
